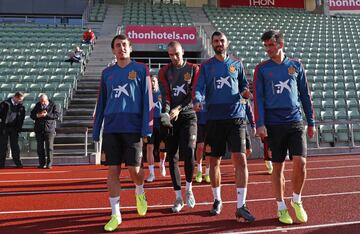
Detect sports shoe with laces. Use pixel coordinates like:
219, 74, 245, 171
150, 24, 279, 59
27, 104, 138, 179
210, 199, 223, 215
204, 174, 211, 183
278, 208, 293, 224
235, 204, 256, 222
186, 190, 196, 208
136, 193, 147, 216
104, 215, 122, 232
171, 198, 184, 213
160, 164, 166, 177
291, 200, 308, 223
195, 171, 203, 183
265, 160, 273, 175
146, 174, 155, 182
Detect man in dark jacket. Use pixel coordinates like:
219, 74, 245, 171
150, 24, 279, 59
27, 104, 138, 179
0, 92, 25, 168
30, 94, 60, 169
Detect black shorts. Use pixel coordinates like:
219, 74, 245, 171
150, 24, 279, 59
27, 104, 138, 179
197, 124, 206, 143
245, 128, 251, 150
102, 133, 143, 166
205, 118, 246, 157
267, 122, 307, 163
149, 125, 167, 152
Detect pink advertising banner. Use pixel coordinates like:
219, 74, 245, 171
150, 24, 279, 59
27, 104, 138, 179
125, 26, 197, 44
328, 0, 360, 10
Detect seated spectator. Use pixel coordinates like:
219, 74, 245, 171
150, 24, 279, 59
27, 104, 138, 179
65, 47, 85, 66
82, 28, 96, 45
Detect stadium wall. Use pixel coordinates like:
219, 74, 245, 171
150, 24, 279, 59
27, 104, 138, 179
0, 0, 87, 15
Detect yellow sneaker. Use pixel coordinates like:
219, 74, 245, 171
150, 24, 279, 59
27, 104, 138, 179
195, 171, 203, 183
136, 193, 147, 216
204, 174, 211, 183
291, 200, 308, 223
278, 209, 293, 224
104, 215, 122, 232
265, 160, 273, 175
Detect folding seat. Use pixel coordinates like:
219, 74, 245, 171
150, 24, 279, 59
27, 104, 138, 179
319, 124, 334, 144
335, 124, 350, 146
323, 90, 334, 99
320, 110, 334, 121
346, 90, 357, 99
14, 83, 28, 93
322, 99, 334, 109
28, 83, 44, 93
0, 84, 14, 92
335, 110, 348, 120
347, 99, 359, 109
335, 99, 346, 109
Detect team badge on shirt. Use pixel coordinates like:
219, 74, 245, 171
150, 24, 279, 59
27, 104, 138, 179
158, 95, 162, 101
128, 70, 137, 80
288, 66, 297, 77
240, 98, 247, 105
184, 72, 191, 81
229, 64, 236, 73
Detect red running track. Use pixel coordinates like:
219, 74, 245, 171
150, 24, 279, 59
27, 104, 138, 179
0, 155, 360, 233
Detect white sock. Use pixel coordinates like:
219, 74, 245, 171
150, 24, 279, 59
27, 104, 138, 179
197, 163, 202, 173
236, 188, 247, 208
175, 190, 182, 200
149, 165, 155, 175
212, 187, 221, 201
135, 184, 144, 195
160, 159, 164, 166
109, 196, 121, 218
186, 181, 192, 192
293, 192, 301, 203
205, 167, 210, 176
277, 200, 287, 211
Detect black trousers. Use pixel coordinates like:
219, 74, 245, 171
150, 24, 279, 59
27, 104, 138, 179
35, 132, 55, 167
167, 113, 197, 191
0, 127, 22, 167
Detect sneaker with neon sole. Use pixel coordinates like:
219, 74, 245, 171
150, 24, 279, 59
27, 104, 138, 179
104, 215, 122, 232
278, 209, 293, 224
195, 171, 203, 183
265, 160, 273, 175
204, 174, 211, 183
136, 193, 147, 216
291, 200, 308, 223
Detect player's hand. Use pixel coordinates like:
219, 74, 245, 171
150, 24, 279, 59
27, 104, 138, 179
251, 127, 256, 137
169, 106, 181, 121
241, 88, 252, 99
193, 102, 202, 112
143, 136, 149, 144
256, 126, 268, 139
307, 126, 316, 139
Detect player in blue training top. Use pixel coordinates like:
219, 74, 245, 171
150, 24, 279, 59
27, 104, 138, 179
194, 94, 210, 184
253, 30, 315, 225
194, 31, 255, 222
145, 74, 167, 182
92, 34, 153, 232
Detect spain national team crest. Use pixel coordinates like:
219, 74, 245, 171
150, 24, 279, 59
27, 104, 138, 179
288, 66, 296, 76
128, 70, 137, 80
240, 98, 247, 105
229, 64, 236, 73
184, 72, 191, 81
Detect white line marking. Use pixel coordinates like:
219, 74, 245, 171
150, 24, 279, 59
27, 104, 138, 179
240, 220, 360, 233
1, 190, 360, 215
1, 174, 360, 195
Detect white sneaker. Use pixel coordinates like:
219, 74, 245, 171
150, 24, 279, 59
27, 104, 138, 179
160, 164, 166, 177
146, 174, 155, 182
171, 198, 184, 213
186, 190, 196, 208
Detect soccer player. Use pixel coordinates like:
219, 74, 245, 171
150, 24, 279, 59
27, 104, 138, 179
93, 34, 153, 232
194, 31, 255, 222
158, 41, 199, 213
194, 94, 210, 183
146, 74, 167, 182
253, 30, 315, 225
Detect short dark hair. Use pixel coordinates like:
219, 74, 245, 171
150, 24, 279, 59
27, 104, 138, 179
211, 31, 226, 42
14, 91, 24, 98
111, 34, 131, 49
167, 40, 182, 49
261, 30, 284, 43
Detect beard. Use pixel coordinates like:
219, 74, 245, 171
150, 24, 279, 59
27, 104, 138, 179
213, 46, 225, 55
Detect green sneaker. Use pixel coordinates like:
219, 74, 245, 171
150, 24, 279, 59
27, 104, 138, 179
291, 200, 308, 223
195, 171, 202, 183
136, 193, 148, 216
265, 160, 273, 175
278, 209, 293, 224
204, 174, 211, 183
104, 215, 122, 232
